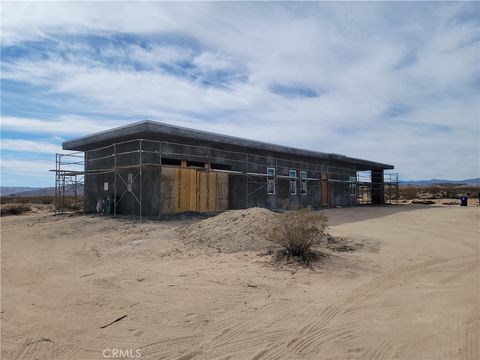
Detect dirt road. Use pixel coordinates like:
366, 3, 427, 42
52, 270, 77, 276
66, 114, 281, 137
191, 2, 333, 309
1, 205, 478, 359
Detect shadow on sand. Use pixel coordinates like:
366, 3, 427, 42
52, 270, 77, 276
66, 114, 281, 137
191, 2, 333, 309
321, 203, 453, 226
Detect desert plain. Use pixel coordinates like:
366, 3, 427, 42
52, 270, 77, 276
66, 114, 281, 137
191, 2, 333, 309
1, 203, 479, 360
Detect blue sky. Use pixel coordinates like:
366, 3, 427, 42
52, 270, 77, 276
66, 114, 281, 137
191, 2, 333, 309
1, 2, 479, 187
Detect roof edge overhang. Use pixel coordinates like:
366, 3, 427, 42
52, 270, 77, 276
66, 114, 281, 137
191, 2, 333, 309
63, 120, 394, 170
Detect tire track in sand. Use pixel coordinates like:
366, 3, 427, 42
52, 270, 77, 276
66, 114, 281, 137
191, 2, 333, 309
286, 257, 453, 356
146, 254, 474, 360
14, 337, 83, 360
356, 335, 396, 360
464, 305, 480, 360
441, 257, 480, 284
287, 255, 478, 358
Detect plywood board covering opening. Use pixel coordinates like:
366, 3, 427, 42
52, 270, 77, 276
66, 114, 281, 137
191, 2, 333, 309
161, 167, 229, 213
322, 174, 329, 206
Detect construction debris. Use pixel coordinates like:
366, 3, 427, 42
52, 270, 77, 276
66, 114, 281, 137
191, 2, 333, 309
99, 315, 127, 329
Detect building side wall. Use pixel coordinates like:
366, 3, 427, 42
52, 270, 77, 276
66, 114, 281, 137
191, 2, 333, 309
84, 139, 361, 215
85, 167, 161, 217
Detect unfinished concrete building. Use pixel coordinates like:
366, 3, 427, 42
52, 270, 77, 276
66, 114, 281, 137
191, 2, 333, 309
56, 120, 397, 217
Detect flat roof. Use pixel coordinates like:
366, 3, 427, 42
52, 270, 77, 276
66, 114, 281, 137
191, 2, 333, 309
63, 120, 394, 170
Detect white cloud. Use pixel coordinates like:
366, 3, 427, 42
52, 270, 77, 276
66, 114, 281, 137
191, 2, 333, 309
1, 139, 61, 154
1, 115, 131, 135
192, 52, 236, 73
0, 158, 53, 174
128, 45, 193, 66
1, 2, 479, 182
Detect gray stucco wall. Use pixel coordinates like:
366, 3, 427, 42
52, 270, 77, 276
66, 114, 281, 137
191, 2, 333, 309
83, 137, 362, 216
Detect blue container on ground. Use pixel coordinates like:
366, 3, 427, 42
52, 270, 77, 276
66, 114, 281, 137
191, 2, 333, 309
460, 196, 468, 206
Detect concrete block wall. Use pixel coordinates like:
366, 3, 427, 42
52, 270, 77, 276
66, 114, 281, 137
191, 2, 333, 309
83, 137, 367, 216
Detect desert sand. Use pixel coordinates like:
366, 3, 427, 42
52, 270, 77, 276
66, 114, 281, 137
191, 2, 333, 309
1, 204, 479, 360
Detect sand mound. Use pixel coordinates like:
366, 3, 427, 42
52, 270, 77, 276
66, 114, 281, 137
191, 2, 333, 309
179, 207, 280, 252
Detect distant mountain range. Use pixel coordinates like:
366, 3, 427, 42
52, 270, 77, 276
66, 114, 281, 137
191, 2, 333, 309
399, 178, 480, 186
1, 178, 478, 197
1, 185, 84, 197
1, 187, 43, 196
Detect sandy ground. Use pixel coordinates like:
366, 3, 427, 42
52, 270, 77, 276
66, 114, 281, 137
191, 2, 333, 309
1, 204, 479, 360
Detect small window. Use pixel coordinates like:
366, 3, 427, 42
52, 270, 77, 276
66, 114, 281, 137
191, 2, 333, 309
267, 167, 276, 195
349, 176, 357, 196
300, 181, 307, 195
289, 169, 297, 195
267, 178, 275, 195
290, 180, 297, 195
127, 173, 133, 192
300, 171, 307, 195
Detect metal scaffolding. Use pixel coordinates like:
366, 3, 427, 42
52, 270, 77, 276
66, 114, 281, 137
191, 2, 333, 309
356, 171, 399, 205
52, 138, 399, 215
384, 172, 400, 204
53, 152, 85, 214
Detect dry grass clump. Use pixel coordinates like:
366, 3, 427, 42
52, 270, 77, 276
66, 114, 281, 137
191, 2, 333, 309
1, 204, 32, 216
399, 185, 480, 200
266, 209, 328, 264
0, 196, 83, 211
0, 196, 54, 205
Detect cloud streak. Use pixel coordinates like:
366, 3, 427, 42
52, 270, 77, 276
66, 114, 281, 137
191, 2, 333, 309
1, 2, 479, 185
1, 139, 61, 154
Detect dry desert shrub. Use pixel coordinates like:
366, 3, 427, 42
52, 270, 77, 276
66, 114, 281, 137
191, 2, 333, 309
0, 204, 32, 216
267, 209, 328, 261
0, 196, 84, 211
398, 185, 480, 200
0, 196, 54, 204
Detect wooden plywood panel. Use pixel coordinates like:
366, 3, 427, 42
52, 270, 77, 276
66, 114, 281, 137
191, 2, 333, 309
161, 167, 176, 212
207, 172, 217, 212
174, 168, 182, 211
176, 168, 186, 212
197, 171, 209, 213
189, 169, 197, 211
322, 174, 329, 206
216, 173, 229, 211
176, 168, 197, 212
163, 168, 229, 214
